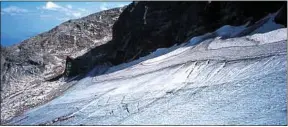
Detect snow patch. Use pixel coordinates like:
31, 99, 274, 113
7, 13, 287, 125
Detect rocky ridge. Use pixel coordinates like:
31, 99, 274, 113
7, 16, 287, 125
1, 7, 124, 123
1, 1, 287, 124
66, 1, 286, 77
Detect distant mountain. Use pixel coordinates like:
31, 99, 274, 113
1, 1, 287, 124
1, 7, 124, 122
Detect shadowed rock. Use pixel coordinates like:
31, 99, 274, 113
67, 1, 286, 77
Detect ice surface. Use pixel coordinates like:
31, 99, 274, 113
7, 14, 287, 125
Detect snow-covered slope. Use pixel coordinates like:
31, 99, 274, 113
7, 14, 287, 125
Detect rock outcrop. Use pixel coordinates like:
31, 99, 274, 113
7, 19, 287, 125
67, 1, 286, 76
1, 7, 124, 123
110, 1, 286, 64
1, 1, 287, 124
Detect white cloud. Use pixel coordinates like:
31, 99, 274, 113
39, 2, 126, 21
72, 12, 81, 17
39, 2, 87, 20
42, 2, 61, 10
116, 4, 126, 7
78, 8, 87, 12
1, 6, 28, 15
100, 3, 108, 11
66, 4, 73, 9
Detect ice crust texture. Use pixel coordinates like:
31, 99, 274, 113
8, 14, 287, 125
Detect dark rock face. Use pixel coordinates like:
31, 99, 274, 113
68, 1, 286, 77
275, 5, 287, 27
110, 1, 286, 64
111, 2, 207, 64
1, 1, 286, 123
65, 40, 115, 77
1, 45, 7, 89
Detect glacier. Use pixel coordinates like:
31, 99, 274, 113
7, 14, 287, 125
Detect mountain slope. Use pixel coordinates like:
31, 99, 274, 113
110, 1, 286, 64
66, 1, 286, 76
1, 7, 124, 123
7, 13, 287, 125
1, 1, 287, 125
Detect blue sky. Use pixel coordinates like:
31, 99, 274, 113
1, 1, 131, 47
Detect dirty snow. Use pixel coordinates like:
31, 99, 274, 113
7, 14, 287, 125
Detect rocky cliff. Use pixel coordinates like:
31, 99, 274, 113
111, 1, 286, 63
1, 1, 287, 124
7, 12, 287, 125
1, 7, 124, 123
67, 1, 286, 77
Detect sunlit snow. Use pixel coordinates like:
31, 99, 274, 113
8, 13, 287, 125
